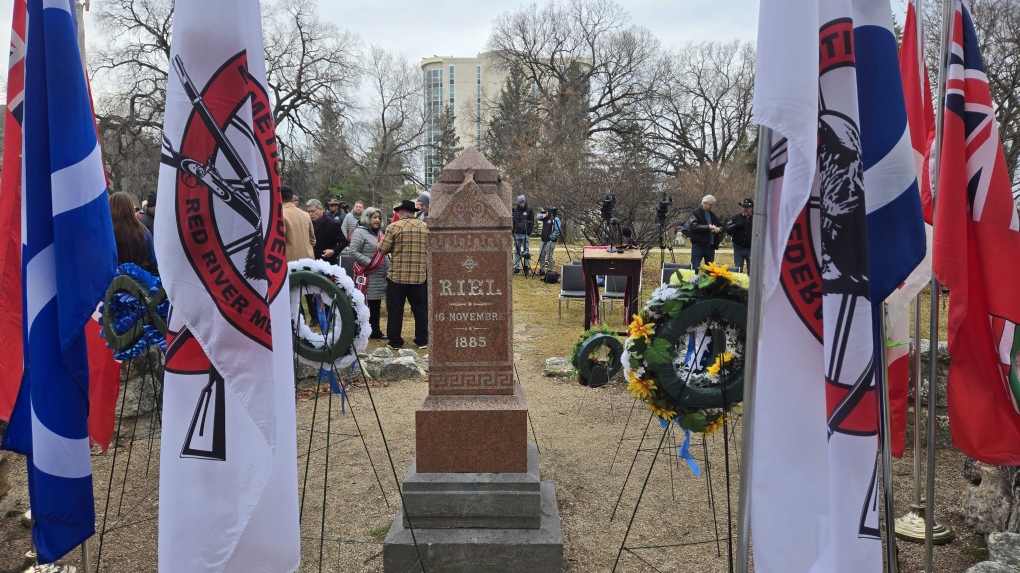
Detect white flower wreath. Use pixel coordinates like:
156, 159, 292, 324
288, 258, 370, 370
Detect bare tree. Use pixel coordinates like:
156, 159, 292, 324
348, 46, 428, 207
922, 0, 1020, 185
90, 0, 360, 192
487, 0, 661, 139
261, 0, 360, 142
639, 41, 757, 176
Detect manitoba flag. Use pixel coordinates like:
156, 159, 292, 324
155, 0, 300, 570
932, 0, 1020, 466
0, 0, 26, 422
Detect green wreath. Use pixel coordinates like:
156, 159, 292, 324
569, 326, 623, 388
289, 270, 356, 365
102, 273, 168, 353
623, 263, 748, 434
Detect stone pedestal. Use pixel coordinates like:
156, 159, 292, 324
416, 385, 528, 474
383, 148, 563, 572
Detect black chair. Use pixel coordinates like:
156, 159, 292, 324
602, 275, 628, 316
661, 263, 693, 285
559, 264, 586, 319
340, 254, 354, 278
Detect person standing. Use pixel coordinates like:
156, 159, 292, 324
378, 200, 428, 349
416, 191, 430, 224
307, 199, 346, 265
687, 194, 723, 268
139, 192, 156, 234
341, 200, 364, 241
537, 206, 561, 274
349, 207, 389, 339
110, 192, 157, 274
726, 198, 754, 273
512, 194, 535, 275
326, 198, 344, 222
281, 185, 315, 262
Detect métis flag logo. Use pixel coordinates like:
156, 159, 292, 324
932, 0, 1020, 466
0, 0, 117, 563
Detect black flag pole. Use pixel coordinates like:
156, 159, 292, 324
735, 124, 773, 573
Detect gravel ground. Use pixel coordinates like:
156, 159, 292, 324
0, 265, 982, 572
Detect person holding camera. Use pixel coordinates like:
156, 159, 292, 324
687, 195, 723, 268
726, 198, 754, 273
537, 206, 561, 274
512, 195, 535, 275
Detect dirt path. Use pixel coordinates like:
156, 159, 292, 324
0, 269, 983, 572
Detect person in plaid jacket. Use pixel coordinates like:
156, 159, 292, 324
378, 199, 429, 349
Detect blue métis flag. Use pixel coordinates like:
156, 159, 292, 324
0, 0, 117, 563
854, 0, 928, 303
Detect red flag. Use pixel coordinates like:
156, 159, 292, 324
899, 1, 936, 226
933, 0, 1020, 465
0, 0, 26, 422
887, 0, 937, 458
86, 316, 121, 452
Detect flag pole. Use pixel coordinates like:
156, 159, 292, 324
877, 307, 900, 573
895, 0, 954, 546
73, 5, 96, 572
925, 0, 956, 570
735, 124, 772, 573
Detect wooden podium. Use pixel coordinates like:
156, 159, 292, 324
581, 248, 643, 329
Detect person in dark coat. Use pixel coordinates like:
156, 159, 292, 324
687, 194, 723, 268
306, 199, 346, 265
726, 198, 754, 273
139, 192, 156, 235
326, 198, 344, 222
512, 194, 535, 274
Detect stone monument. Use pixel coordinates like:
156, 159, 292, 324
383, 148, 563, 572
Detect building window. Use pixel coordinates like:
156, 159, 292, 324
449, 65, 455, 114
424, 68, 444, 186
476, 65, 482, 145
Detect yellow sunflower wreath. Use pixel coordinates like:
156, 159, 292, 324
621, 263, 749, 434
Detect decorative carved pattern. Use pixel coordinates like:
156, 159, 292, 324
430, 371, 513, 391
430, 233, 508, 252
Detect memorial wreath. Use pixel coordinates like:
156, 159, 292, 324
569, 325, 623, 388
288, 259, 370, 370
100, 263, 170, 360
622, 262, 749, 434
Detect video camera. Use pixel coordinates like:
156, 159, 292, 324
600, 191, 616, 223
656, 193, 672, 224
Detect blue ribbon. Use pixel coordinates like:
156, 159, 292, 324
678, 428, 702, 477
318, 367, 352, 414
659, 419, 701, 477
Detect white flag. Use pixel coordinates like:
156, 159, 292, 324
155, 0, 300, 571
750, 1, 882, 572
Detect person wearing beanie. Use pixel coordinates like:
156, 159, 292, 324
140, 192, 157, 234
416, 191, 430, 223
512, 194, 535, 275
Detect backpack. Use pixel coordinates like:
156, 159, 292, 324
543, 270, 560, 284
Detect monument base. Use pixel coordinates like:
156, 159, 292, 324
382, 481, 563, 573
415, 384, 528, 473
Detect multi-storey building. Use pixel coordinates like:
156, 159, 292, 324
421, 52, 509, 187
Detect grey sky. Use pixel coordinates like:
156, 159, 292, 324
0, 0, 760, 99
324, 0, 760, 60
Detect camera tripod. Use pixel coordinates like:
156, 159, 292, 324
600, 217, 624, 250
642, 219, 676, 263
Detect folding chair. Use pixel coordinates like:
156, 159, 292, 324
559, 264, 586, 320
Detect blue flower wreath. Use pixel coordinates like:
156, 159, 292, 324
99, 263, 170, 361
